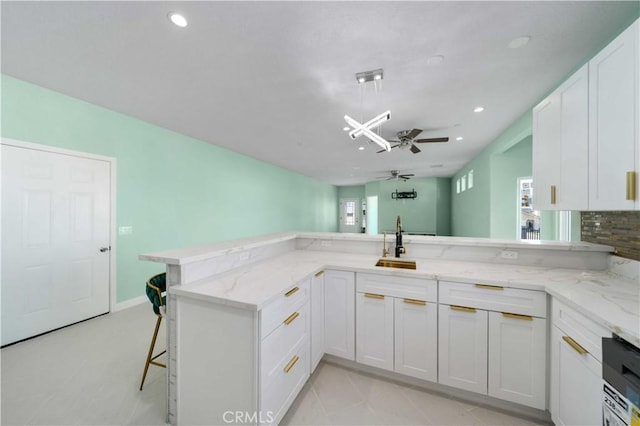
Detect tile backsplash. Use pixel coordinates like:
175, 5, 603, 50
581, 211, 640, 261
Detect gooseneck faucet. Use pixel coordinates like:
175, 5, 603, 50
395, 215, 406, 258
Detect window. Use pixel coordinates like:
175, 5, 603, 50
343, 201, 356, 226
468, 170, 474, 189
456, 179, 461, 194
461, 175, 467, 192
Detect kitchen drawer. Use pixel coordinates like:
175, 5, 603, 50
261, 279, 310, 338
357, 273, 437, 302
439, 280, 546, 318
261, 338, 309, 425
552, 298, 610, 362
261, 301, 309, 387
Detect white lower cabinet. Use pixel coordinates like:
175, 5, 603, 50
356, 292, 394, 370
310, 271, 325, 373
438, 281, 548, 409
394, 297, 437, 382
438, 304, 488, 394
323, 270, 355, 360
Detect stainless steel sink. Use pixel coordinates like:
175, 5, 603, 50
375, 259, 417, 270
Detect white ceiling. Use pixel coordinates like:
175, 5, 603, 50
2, 1, 638, 185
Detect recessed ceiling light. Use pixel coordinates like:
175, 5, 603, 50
430, 164, 444, 168
426, 55, 445, 66
508, 36, 531, 49
358, 146, 365, 151
343, 126, 350, 131
474, 106, 484, 113
456, 136, 464, 141
168, 12, 188, 28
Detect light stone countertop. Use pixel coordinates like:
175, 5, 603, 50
170, 249, 640, 348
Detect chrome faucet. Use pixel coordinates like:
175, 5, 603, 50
395, 215, 406, 258
382, 232, 390, 257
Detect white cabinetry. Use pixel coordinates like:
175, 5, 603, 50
550, 299, 610, 426
355, 273, 438, 381
532, 64, 589, 210
438, 281, 547, 409
324, 270, 355, 360
310, 271, 325, 373
589, 18, 639, 210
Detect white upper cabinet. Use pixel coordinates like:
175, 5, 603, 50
533, 64, 589, 211
589, 18, 639, 210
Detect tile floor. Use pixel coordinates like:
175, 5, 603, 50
2, 303, 550, 425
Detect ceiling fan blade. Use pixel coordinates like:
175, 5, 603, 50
377, 144, 399, 153
399, 174, 415, 178
410, 144, 421, 154
406, 128, 423, 139
414, 137, 449, 143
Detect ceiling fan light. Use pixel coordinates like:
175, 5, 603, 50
456, 136, 464, 141
168, 12, 188, 27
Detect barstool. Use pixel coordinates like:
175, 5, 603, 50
139, 272, 167, 391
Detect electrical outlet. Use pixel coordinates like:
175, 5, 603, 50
118, 226, 133, 235
501, 250, 518, 260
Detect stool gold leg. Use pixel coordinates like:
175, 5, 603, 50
140, 315, 163, 391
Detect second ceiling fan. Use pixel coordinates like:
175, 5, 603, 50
377, 129, 449, 154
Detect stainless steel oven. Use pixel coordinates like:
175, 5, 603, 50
603, 335, 640, 426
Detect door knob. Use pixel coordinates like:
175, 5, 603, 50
99, 247, 110, 252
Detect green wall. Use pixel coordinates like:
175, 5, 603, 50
337, 185, 365, 201
1, 75, 338, 303
452, 112, 532, 237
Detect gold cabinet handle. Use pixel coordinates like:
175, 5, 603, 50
551, 185, 557, 205
562, 335, 588, 355
475, 284, 504, 291
404, 298, 426, 306
627, 171, 637, 201
283, 312, 299, 325
451, 305, 476, 313
364, 293, 384, 299
502, 312, 533, 321
314, 270, 324, 277
285, 286, 299, 297
284, 355, 300, 373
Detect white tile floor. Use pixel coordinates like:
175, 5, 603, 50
2, 303, 551, 426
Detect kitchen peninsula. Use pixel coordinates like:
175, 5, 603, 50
140, 232, 639, 426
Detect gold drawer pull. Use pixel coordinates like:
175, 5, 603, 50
475, 284, 504, 291
283, 312, 299, 325
404, 298, 426, 306
284, 355, 300, 373
627, 171, 637, 201
284, 286, 299, 297
314, 270, 324, 277
365, 293, 384, 299
502, 312, 533, 321
551, 185, 557, 205
562, 335, 588, 355
451, 305, 476, 313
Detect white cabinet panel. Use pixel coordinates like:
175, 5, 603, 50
356, 292, 394, 371
589, 19, 639, 210
394, 298, 437, 382
324, 270, 355, 360
438, 304, 488, 394
310, 271, 325, 373
488, 312, 547, 409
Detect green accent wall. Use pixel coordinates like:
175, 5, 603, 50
1, 75, 338, 303
337, 185, 365, 201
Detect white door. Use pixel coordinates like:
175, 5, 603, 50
488, 312, 547, 409
323, 270, 355, 360
2, 143, 111, 346
438, 304, 488, 394
394, 298, 437, 382
339, 198, 360, 233
355, 292, 394, 371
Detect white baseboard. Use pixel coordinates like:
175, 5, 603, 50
113, 295, 147, 312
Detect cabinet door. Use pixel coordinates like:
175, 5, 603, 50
533, 64, 589, 210
356, 292, 394, 371
488, 312, 547, 409
550, 325, 603, 426
589, 19, 639, 210
438, 304, 488, 394
394, 298, 437, 382
323, 270, 355, 360
310, 271, 325, 373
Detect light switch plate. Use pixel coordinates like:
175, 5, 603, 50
119, 226, 133, 235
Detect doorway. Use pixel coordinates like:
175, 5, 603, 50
517, 177, 541, 240
339, 198, 361, 233
1, 139, 116, 345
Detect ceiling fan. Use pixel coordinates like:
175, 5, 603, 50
376, 170, 414, 181
377, 128, 449, 154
